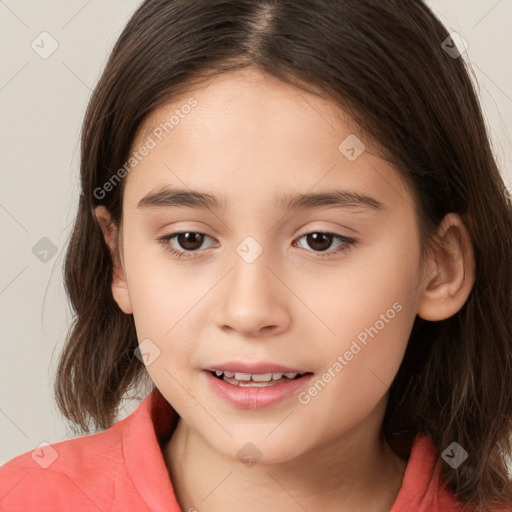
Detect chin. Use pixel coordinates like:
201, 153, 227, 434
203, 430, 309, 467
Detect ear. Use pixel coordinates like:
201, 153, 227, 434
417, 213, 476, 321
94, 205, 133, 315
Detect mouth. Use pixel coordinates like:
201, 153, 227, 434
208, 369, 314, 387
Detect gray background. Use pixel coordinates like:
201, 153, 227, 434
1, 0, 511, 465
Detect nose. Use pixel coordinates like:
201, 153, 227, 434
213, 248, 291, 337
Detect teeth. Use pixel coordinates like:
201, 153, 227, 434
234, 372, 252, 381
213, 370, 302, 381
252, 373, 273, 382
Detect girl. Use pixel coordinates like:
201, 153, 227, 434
1, 1, 511, 511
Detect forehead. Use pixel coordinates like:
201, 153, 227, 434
122, 68, 412, 212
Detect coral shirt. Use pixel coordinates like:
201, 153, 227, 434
0, 388, 468, 511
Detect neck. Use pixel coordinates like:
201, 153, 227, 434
163, 399, 407, 512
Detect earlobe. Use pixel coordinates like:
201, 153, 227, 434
94, 205, 133, 315
417, 213, 476, 321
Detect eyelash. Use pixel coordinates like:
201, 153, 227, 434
158, 230, 356, 260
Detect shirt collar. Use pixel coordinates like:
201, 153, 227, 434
391, 434, 457, 511
123, 387, 182, 511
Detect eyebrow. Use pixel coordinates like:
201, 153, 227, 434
136, 186, 386, 212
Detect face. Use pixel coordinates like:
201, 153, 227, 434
111, 68, 427, 463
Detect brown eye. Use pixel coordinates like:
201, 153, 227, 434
175, 232, 205, 251
304, 232, 333, 252
159, 231, 216, 258
293, 231, 356, 258
159, 230, 355, 260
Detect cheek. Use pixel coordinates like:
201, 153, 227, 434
306, 228, 420, 347
296, 293, 417, 443
306, 230, 421, 398
315, 295, 415, 398
123, 247, 208, 402
121, 230, 207, 337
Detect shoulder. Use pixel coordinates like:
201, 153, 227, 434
393, 434, 512, 512
0, 413, 135, 511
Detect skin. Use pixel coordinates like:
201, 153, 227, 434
95, 67, 476, 512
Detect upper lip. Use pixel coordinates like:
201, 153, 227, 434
204, 361, 311, 374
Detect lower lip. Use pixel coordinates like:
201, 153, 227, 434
204, 370, 314, 409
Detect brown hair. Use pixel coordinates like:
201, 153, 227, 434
56, 0, 512, 509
